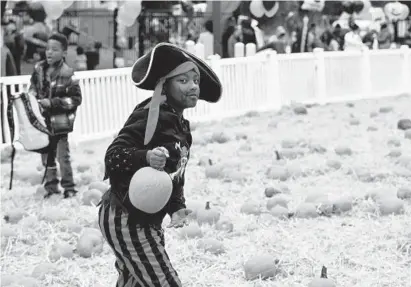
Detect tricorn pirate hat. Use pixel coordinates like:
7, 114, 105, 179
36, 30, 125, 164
131, 42, 222, 145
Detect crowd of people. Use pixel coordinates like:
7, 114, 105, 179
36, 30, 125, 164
190, 14, 411, 58
0, 2, 102, 77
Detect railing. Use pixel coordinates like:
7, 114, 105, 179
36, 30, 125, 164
1, 46, 410, 149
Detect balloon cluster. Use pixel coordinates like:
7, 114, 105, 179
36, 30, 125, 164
115, 0, 142, 48
301, 0, 325, 12
249, 0, 279, 18
33, 0, 73, 21
341, 0, 369, 15
384, 1, 409, 21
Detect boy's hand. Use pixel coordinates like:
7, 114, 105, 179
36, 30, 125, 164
146, 147, 169, 170
38, 99, 51, 108
167, 208, 192, 228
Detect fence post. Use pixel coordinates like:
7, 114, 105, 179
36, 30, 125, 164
185, 40, 195, 54
245, 43, 256, 57
194, 42, 205, 60
266, 50, 282, 110
234, 42, 244, 57
361, 46, 372, 98
313, 48, 326, 105
400, 45, 410, 93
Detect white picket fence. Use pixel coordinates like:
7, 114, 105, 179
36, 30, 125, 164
1, 46, 410, 149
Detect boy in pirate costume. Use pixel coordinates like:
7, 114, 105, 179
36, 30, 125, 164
98, 43, 222, 287
29, 33, 82, 198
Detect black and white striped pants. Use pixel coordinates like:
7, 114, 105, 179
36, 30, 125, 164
98, 202, 182, 287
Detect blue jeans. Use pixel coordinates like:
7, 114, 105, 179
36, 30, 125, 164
41, 134, 75, 192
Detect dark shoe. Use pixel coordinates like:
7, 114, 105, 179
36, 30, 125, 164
64, 189, 78, 198
44, 187, 61, 199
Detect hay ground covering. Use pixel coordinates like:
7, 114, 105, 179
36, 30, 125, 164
1, 94, 411, 287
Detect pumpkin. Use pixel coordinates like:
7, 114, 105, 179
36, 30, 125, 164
1, 275, 40, 287
240, 202, 261, 215
88, 181, 109, 193
77, 163, 91, 173
243, 254, 280, 280
308, 266, 336, 287
264, 186, 282, 198
42, 208, 68, 223
14, 168, 42, 185
4, 208, 27, 224
387, 149, 402, 158
308, 143, 327, 154
397, 187, 411, 200
267, 195, 289, 210
294, 203, 319, 218
211, 131, 230, 143
379, 106, 393, 113
349, 118, 360, 126
266, 166, 289, 181
198, 238, 225, 255
269, 205, 289, 219
387, 138, 401, 147
377, 198, 404, 216
293, 105, 307, 115
185, 200, 205, 220
367, 125, 378, 132
332, 196, 353, 214
49, 241, 74, 262
334, 146, 352, 156
179, 223, 203, 239
32, 262, 59, 279
326, 159, 342, 170
76, 228, 103, 258
128, 167, 172, 214
215, 219, 234, 232
369, 111, 378, 118
2, 224, 17, 238
82, 189, 103, 206
205, 164, 225, 179
61, 220, 83, 233
397, 119, 411, 131
196, 202, 220, 225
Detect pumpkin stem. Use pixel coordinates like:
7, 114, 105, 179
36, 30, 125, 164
205, 201, 210, 210
320, 266, 328, 279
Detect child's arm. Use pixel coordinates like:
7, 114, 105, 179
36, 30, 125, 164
104, 110, 150, 179
167, 181, 186, 217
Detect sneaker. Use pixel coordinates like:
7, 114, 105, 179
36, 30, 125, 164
64, 189, 78, 198
44, 187, 61, 199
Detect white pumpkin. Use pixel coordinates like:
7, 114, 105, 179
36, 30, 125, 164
129, 167, 173, 214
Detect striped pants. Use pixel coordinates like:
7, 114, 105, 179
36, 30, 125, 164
98, 202, 182, 287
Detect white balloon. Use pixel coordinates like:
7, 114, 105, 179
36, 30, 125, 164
250, 0, 264, 18
62, 1, 74, 9
41, 1, 65, 20
384, 2, 410, 21
117, 0, 142, 27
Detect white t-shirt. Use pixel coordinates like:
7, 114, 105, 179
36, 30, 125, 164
344, 31, 364, 51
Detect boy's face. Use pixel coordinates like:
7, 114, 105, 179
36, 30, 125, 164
46, 39, 67, 65
165, 69, 200, 111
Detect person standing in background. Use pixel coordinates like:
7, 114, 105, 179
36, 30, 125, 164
197, 20, 214, 59
3, 20, 25, 75
75, 46, 87, 71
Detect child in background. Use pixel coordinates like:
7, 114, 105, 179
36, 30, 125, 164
75, 46, 87, 71
29, 33, 82, 198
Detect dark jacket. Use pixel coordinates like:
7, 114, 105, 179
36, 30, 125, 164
103, 97, 192, 227
29, 60, 82, 116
